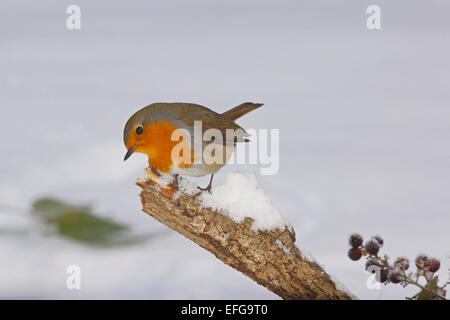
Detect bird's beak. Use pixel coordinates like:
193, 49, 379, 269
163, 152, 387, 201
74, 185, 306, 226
124, 143, 138, 161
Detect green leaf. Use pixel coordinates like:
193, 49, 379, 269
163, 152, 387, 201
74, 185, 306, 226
31, 197, 149, 247
32, 198, 90, 220
417, 276, 440, 300
417, 289, 434, 300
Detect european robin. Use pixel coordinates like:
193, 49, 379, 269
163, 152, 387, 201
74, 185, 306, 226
123, 102, 262, 191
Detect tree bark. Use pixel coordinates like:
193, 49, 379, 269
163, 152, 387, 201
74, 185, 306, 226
137, 168, 352, 300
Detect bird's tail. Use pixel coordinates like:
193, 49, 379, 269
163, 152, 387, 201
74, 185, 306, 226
222, 102, 263, 121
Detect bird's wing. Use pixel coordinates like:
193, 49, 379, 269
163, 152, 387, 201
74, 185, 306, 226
173, 103, 250, 145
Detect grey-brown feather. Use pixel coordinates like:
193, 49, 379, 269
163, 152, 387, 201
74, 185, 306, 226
123, 102, 263, 146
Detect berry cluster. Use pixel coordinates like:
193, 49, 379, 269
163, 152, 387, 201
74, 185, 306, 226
347, 233, 447, 300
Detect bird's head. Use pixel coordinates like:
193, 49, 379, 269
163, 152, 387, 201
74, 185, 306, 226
123, 105, 179, 162
123, 122, 144, 161
123, 107, 152, 161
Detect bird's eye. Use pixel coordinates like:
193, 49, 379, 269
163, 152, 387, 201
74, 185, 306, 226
136, 126, 143, 135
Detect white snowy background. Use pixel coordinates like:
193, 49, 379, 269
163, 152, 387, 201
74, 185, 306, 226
1, 0, 449, 299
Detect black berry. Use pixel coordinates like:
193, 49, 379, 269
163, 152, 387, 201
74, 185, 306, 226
348, 233, 363, 248
394, 257, 410, 271
415, 255, 428, 269
388, 269, 403, 284
364, 239, 380, 255
365, 259, 381, 271
379, 269, 389, 283
348, 247, 362, 261
426, 258, 440, 273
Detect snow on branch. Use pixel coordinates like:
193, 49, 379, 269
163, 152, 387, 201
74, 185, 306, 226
137, 168, 353, 300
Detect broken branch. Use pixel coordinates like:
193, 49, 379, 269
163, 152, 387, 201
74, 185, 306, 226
137, 169, 352, 300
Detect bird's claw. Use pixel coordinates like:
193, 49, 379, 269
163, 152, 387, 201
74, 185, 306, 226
197, 186, 212, 193
193, 186, 212, 198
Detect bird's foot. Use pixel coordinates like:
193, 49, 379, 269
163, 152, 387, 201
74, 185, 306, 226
194, 174, 214, 196
197, 185, 212, 193
193, 185, 212, 198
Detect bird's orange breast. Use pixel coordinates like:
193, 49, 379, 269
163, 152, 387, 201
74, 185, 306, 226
136, 120, 193, 172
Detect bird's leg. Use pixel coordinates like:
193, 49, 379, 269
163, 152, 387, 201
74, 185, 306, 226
173, 174, 180, 189
197, 174, 214, 193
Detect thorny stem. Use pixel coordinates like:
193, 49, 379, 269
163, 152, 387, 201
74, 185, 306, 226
400, 268, 445, 300
371, 254, 446, 300
403, 278, 446, 300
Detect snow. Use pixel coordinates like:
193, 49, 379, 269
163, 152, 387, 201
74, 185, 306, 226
199, 173, 288, 231
178, 172, 288, 231
177, 176, 200, 196
155, 170, 175, 188
275, 239, 292, 254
